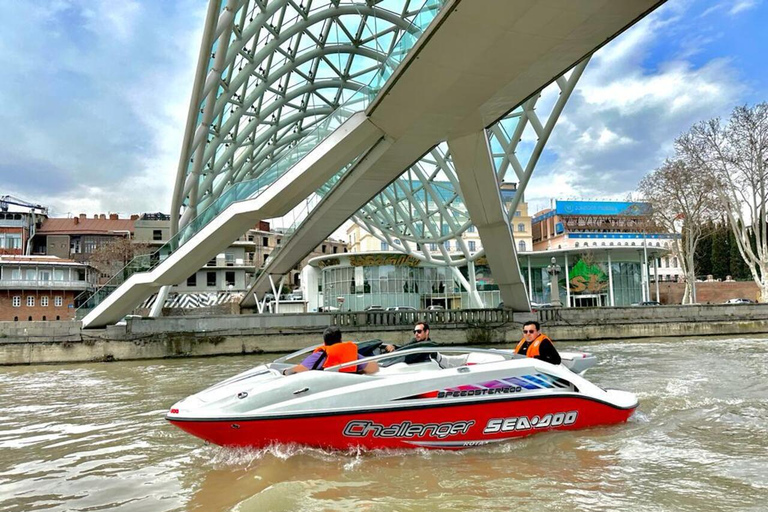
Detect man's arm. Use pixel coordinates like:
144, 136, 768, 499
284, 351, 325, 375
538, 339, 561, 365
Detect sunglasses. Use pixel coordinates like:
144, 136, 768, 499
413, 329, 424, 334
522, 329, 536, 334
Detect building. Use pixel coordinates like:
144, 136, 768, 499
0, 255, 90, 321
304, 242, 670, 311
131, 215, 348, 311
532, 200, 683, 283
0, 195, 48, 256
33, 214, 136, 263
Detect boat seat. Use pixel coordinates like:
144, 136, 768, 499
376, 360, 441, 375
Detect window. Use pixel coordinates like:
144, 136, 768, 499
262, 237, 269, 247
225, 271, 235, 287
207, 257, 217, 266
187, 274, 197, 286
429, 243, 437, 251
517, 223, 525, 232
207, 272, 217, 286
153, 229, 163, 241
443, 240, 451, 250
468, 241, 476, 252
322, 245, 327, 253
381, 241, 389, 251
84, 239, 97, 253
333, 246, 338, 254
40, 270, 51, 281
54, 297, 63, 307
27, 296, 35, 307
225, 253, 235, 266
263, 254, 269, 264
41, 296, 49, 307
12, 296, 20, 307
467, 225, 476, 233
514, 210, 522, 217
518, 240, 527, 252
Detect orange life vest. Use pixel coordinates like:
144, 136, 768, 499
313, 341, 358, 372
514, 334, 552, 359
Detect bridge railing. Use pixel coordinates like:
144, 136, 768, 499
330, 308, 517, 328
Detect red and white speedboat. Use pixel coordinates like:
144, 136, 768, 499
166, 344, 637, 450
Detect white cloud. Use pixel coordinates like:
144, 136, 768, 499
0, 0, 207, 217
526, 2, 750, 209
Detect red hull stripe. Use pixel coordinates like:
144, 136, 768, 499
167, 392, 637, 423
167, 395, 637, 450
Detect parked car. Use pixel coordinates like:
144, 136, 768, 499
631, 301, 661, 306
426, 305, 444, 310
723, 298, 755, 304
386, 306, 417, 311
364, 305, 384, 311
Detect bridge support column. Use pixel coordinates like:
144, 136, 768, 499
149, 285, 171, 318
448, 130, 529, 311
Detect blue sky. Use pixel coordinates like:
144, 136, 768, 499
1, 0, 767, 219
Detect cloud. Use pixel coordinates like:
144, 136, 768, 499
526, 1, 751, 212
0, 0, 206, 217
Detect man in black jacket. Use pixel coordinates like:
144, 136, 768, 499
382, 321, 437, 364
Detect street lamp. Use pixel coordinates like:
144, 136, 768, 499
547, 256, 562, 307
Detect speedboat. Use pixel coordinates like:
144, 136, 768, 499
166, 343, 637, 450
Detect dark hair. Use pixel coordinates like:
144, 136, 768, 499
323, 325, 342, 345
415, 321, 429, 332
523, 320, 540, 331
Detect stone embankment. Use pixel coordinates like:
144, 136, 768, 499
2, 304, 767, 365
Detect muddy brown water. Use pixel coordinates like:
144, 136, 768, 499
1, 337, 767, 511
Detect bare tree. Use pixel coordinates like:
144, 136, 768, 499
638, 159, 717, 303
678, 103, 768, 301
89, 238, 152, 284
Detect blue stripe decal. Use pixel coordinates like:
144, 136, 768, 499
504, 376, 540, 389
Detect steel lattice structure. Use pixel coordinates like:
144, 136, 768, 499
352, 60, 588, 266
171, 0, 438, 236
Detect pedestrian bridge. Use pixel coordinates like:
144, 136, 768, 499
81, 0, 665, 328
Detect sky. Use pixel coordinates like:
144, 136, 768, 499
1, 0, 767, 222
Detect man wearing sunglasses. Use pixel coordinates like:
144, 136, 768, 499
382, 321, 437, 364
514, 320, 561, 365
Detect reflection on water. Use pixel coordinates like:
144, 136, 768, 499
1, 337, 768, 512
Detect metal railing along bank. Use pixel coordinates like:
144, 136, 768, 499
330, 308, 518, 328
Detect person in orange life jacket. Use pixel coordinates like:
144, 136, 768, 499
514, 320, 561, 365
283, 326, 379, 375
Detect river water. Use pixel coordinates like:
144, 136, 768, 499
1, 336, 767, 512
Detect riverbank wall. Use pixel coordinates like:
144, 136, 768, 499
2, 304, 768, 365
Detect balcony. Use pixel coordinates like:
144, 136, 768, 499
0, 279, 90, 291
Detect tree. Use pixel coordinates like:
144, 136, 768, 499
695, 219, 714, 278
710, 220, 730, 280
89, 238, 152, 284
678, 103, 768, 301
638, 159, 717, 303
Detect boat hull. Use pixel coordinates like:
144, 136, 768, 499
167, 394, 635, 450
